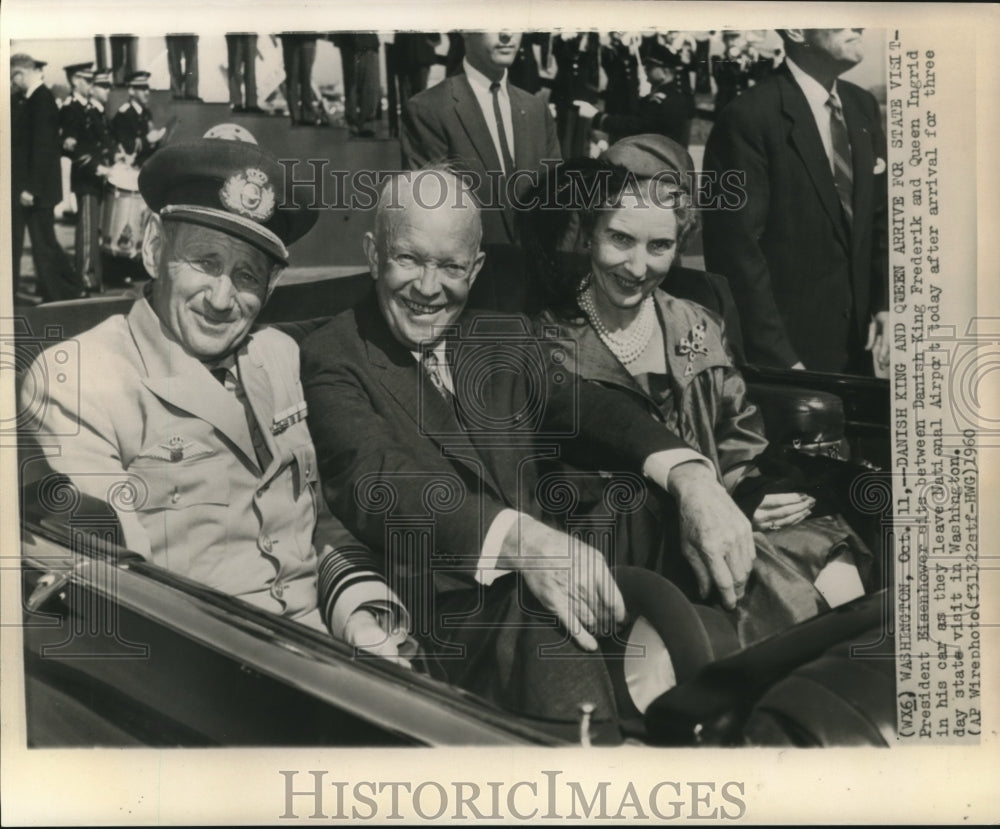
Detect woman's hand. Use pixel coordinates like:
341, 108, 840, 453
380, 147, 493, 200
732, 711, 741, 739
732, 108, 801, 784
752, 492, 815, 532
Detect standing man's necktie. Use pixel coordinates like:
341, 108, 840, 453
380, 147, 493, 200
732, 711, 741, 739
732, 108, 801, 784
489, 80, 516, 177
826, 92, 854, 226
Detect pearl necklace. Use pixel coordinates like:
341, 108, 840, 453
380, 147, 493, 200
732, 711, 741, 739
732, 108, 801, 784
578, 283, 656, 365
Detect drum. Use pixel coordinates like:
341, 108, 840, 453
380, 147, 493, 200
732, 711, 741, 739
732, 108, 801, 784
100, 164, 150, 259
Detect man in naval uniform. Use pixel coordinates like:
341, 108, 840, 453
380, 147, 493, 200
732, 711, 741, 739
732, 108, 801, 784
22, 133, 410, 660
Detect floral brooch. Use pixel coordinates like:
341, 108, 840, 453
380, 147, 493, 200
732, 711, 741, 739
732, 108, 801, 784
675, 320, 709, 376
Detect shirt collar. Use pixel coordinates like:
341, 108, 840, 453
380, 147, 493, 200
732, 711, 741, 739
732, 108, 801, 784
89, 98, 104, 113
785, 55, 839, 107
463, 57, 507, 94
130, 99, 143, 113
24, 78, 44, 98
73, 91, 89, 106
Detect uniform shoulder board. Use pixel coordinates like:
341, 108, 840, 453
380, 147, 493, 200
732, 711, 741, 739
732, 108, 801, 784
118, 102, 131, 112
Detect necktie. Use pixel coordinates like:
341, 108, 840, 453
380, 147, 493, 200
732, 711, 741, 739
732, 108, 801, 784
211, 365, 273, 470
826, 93, 854, 226
422, 351, 451, 400
489, 81, 516, 177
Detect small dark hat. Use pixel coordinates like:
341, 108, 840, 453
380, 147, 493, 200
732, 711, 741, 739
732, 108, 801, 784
64, 62, 95, 83
11, 53, 46, 70
601, 133, 695, 184
125, 70, 152, 88
138, 130, 318, 265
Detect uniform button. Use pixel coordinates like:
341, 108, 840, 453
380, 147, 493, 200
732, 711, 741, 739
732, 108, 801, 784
260, 535, 273, 553
272, 582, 284, 599
171, 489, 181, 504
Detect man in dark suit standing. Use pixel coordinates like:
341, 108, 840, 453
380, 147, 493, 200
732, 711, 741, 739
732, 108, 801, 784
10, 54, 83, 302
702, 29, 889, 375
301, 166, 755, 720
401, 31, 561, 246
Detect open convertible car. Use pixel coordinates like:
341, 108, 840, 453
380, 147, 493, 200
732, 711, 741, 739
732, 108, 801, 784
13, 256, 897, 748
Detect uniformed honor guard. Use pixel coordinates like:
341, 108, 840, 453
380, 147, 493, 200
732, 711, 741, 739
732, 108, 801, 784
600, 33, 640, 118
111, 70, 165, 166
59, 62, 95, 157
65, 68, 114, 290
580, 54, 692, 148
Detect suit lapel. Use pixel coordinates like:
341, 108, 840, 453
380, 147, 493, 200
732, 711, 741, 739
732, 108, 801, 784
358, 299, 503, 497
452, 74, 504, 173
127, 298, 260, 467
842, 87, 875, 250
452, 74, 516, 240
778, 67, 849, 247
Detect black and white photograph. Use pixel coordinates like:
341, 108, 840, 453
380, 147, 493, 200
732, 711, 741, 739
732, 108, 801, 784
1, 1, 996, 824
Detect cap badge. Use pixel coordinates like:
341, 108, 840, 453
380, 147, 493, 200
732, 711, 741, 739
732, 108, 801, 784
220, 167, 275, 222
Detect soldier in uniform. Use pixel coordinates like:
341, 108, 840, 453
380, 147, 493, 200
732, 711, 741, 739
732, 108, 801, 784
581, 54, 691, 147
600, 32, 640, 118
59, 62, 94, 160
111, 70, 164, 166
64, 67, 114, 290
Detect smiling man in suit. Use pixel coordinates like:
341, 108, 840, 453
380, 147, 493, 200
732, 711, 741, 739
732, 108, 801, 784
23, 133, 409, 661
400, 31, 561, 247
702, 28, 889, 375
301, 165, 756, 720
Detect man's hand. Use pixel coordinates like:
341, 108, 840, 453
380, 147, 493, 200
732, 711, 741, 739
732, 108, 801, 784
865, 310, 890, 378
147, 127, 166, 144
342, 608, 411, 668
790, 361, 806, 370
96, 165, 111, 177
668, 461, 756, 610
63, 137, 77, 152
574, 100, 599, 119
752, 492, 815, 532
497, 515, 625, 652
19, 190, 34, 207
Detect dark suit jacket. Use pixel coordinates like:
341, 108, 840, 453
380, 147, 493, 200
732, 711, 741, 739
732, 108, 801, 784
111, 100, 156, 165
12, 84, 64, 207
702, 62, 888, 372
400, 72, 561, 245
300, 293, 691, 593
63, 101, 113, 195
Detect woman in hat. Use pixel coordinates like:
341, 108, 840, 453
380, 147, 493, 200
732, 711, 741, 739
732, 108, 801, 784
522, 134, 876, 645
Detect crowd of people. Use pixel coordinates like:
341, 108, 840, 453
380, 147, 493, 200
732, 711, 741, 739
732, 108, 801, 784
17, 28, 888, 736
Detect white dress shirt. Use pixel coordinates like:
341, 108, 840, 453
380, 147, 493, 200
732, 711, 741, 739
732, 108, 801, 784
462, 57, 515, 174
785, 56, 845, 174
